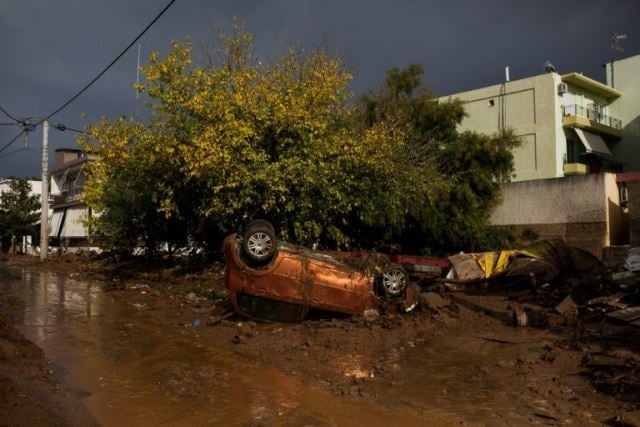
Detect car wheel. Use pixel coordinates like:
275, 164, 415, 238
243, 220, 278, 265
378, 266, 408, 298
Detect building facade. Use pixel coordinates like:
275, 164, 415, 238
606, 54, 640, 173
439, 61, 636, 182
440, 55, 640, 256
49, 148, 95, 248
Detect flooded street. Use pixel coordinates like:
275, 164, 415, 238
0, 266, 449, 425
0, 265, 625, 426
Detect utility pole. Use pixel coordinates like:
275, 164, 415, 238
40, 120, 49, 261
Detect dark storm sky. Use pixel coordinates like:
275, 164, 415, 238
1, 0, 638, 178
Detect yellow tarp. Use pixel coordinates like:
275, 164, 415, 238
467, 247, 547, 279
469, 250, 517, 278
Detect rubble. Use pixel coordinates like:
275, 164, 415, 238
440, 239, 640, 403
624, 248, 640, 272
420, 292, 450, 311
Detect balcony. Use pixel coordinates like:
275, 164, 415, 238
52, 189, 84, 207
562, 104, 622, 138
563, 163, 588, 176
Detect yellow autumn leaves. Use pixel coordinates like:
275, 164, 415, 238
79, 22, 440, 251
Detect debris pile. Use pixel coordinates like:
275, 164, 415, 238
442, 240, 640, 402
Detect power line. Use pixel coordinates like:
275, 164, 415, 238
36, 0, 176, 125
0, 105, 19, 123
0, 1, 176, 159
0, 120, 88, 162
52, 123, 88, 134
0, 130, 26, 154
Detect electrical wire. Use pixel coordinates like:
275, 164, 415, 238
0, 105, 19, 123
0, 130, 26, 154
0, 0, 175, 153
36, 0, 176, 126
52, 123, 88, 134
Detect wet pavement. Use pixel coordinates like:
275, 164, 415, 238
0, 265, 623, 425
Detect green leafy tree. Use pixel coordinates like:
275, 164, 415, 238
79, 120, 190, 257
361, 65, 521, 254
0, 178, 40, 253
80, 23, 445, 256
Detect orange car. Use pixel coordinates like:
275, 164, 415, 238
224, 220, 409, 322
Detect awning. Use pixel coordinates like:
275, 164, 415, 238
574, 128, 611, 156
60, 206, 89, 237
49, 210, 64, 237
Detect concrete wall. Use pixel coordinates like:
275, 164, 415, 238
607, 54, 640, 172
491, 173, 623, 257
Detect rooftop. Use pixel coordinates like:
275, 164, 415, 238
561, 73, 622, 100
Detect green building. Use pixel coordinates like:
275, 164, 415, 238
606, 54, 640, 173
439, 55, 640, 182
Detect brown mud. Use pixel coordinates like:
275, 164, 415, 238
0, 253, 638, 425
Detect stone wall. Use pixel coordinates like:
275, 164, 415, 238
510, 223, 607, 258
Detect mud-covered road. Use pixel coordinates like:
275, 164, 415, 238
0, 259, 636, 425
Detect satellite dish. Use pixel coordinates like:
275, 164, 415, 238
544, 60, 556, 73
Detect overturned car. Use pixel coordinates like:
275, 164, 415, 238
223, 220, 412, 322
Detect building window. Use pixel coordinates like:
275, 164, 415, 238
621, 184, 629, 204
488, 99, 495, 107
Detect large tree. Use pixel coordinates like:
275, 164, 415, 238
0, 178, 40, 253
80, 24, 444, 255
361, 65, 521, 254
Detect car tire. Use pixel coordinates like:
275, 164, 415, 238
377, 266, 409, 298
242, 220, 278, 266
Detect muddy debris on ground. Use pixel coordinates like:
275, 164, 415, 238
443, 240, 640, 405
2, 240, 640, 424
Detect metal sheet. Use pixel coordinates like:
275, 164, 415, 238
574, 128, 611, 156
60, 206, 88, 237
49, 210, 64, 237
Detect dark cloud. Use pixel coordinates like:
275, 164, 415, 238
1, 0, 638, 177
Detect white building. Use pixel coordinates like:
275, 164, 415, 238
48, 148, 96, 248
0, 178, 42, 200
437, 58, 640, 182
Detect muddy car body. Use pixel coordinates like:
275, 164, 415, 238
224, 233, 391, 321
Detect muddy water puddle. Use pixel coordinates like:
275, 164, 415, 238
1, 266, 457, 425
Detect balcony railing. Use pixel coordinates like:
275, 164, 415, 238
563, 104, 622, 130
52, 189, 84, 206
